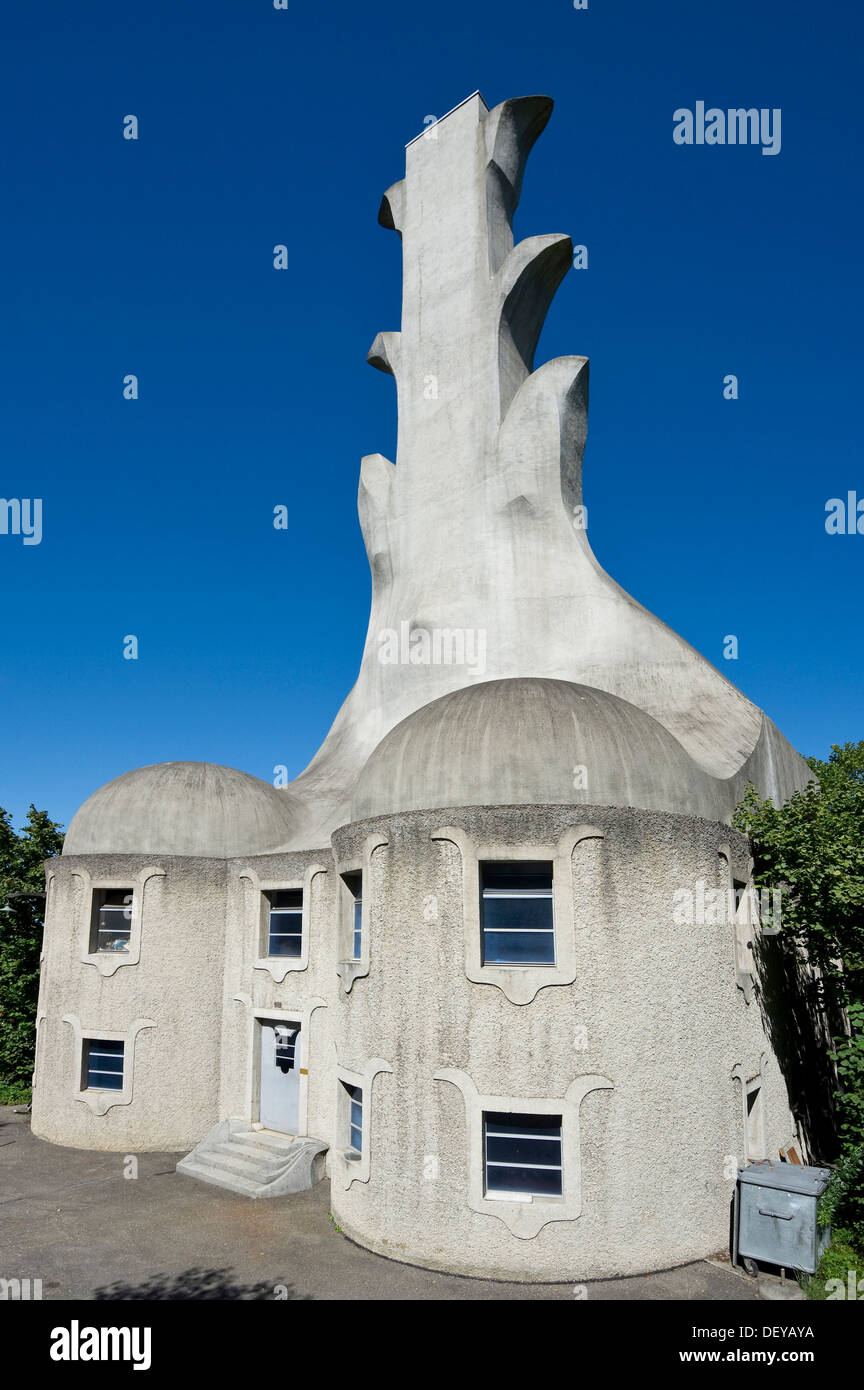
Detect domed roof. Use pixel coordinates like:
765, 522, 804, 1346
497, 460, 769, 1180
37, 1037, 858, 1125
63, 762, 301, 858
351, 678, 726, 822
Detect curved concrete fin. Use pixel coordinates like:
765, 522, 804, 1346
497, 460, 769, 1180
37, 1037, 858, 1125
366, 331, 401, 378
497, 234, 573, 419
496, 356, 589, 519
484, 95, 554, 213
358, 453, 396, 592
557, 357, 590, 515
378, 180, 405, 236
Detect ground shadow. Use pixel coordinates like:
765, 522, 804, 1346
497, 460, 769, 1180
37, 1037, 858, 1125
94, 1266, 311, 1301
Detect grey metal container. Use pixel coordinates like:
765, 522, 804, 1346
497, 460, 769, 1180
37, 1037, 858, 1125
736, 1161, 831, 1274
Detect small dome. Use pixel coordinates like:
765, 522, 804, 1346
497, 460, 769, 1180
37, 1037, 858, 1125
351, 678, 725, 821
64, 762, 301, 858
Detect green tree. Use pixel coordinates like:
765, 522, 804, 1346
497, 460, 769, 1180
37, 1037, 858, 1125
0, 805, 64, 1102
734, 741, 864, 1239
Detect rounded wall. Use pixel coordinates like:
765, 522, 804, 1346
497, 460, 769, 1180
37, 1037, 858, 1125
328, 804, 793, 1281
31, 855, 227, 1151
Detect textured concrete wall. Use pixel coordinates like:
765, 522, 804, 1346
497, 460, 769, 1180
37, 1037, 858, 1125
32, 849, 342, 1155
285, 91, 813, 846
328, 805, 794, 1281
34, 805, 794, 1282
218, 849, 339, 1152
32, 855, 227, 1151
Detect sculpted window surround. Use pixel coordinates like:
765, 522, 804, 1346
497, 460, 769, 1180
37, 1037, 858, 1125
718, 845, 757, 1004
430, 824, 604, 1004
336, 834, 388, 994
332, 1055, 394, 1190
434, 1069, 614, 1238
71, 865, 165, 978
240, 862, 327, 984
61, 1015, 156, 1116
732, 1054, 769, 1164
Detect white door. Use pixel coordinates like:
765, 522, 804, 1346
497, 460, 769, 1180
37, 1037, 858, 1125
258, 1021, 300, 1134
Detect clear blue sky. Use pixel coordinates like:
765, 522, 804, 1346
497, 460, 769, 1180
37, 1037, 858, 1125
1, 0, 861, 833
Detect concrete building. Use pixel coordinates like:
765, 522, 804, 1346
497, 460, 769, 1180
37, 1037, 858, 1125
32, 92, 814, 1281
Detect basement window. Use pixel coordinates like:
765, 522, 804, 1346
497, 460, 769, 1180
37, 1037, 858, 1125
480, 862, 554, 965
84, 1039, 125, 1092
265, 889, 303, 957
483, 1111, 563, 1199
89, 889, 133, 954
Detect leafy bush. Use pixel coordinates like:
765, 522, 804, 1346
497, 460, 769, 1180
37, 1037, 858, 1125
0, 1080, 32, 1106
803, 1229, 863, 1300
819, 1144, 864, 1248
734, 742, 864, 1254
0, 805, 64, 1091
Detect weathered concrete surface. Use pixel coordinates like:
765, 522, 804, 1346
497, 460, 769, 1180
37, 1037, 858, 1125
329, 805, 793, 1281
285, 92, 813, 846
0, 1109, 759, 1300
352, 677, 779, 823
32, 854, 228, 1151
57, 91, 812, 854
32, 847, 340, 1154
32, 90, 813, 1289
32, 805, 793, 1281
63, 762, 301, 858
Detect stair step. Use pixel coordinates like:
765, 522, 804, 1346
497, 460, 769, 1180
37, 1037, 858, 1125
237, 1129, 299, 1155
217, 1137, 283, 1165
201, 1147, 282, 1181
177, 1122, 327, 1198
176, 1158, 262, 1198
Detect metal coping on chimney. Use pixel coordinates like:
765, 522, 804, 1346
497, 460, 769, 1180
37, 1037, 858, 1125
406, 91, 489, 147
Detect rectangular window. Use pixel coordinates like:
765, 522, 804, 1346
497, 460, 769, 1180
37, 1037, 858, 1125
266, 889, 303, 957
343, 1081, 363, 1153
483, 1111, 563, 1198
90, 889, 133, 954
480, 862, 554, 965
84, 1039, 125, 1092
342, 871, 362, 961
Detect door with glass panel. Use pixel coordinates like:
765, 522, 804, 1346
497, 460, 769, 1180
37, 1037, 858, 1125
258, 1020, 300, 1133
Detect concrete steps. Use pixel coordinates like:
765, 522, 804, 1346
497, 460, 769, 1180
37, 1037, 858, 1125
177, 1120, 328, 1198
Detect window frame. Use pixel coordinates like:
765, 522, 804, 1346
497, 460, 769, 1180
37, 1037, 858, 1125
341, 871, 363, 962
434, 1069, 614, 1237
83, 1037, 125, 1093
72, 866, 164, 978
335, 834, 387, 994
62, 1015, 156, 1116
483, 1110, 564, 1201
89, 888, 135, 956
479, 861, 555, 968
342, 1080, 363, 1155
264, 887, 304, 960
243, 863, 327, 983
333, 1057, 393, 1190
431, 825, 604, 1004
